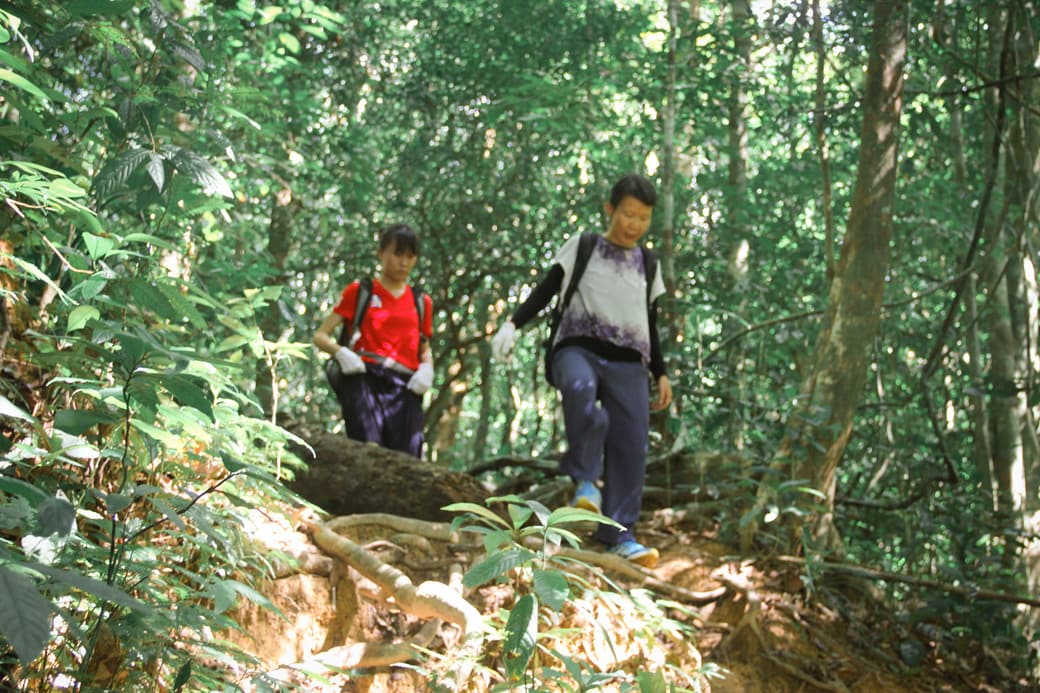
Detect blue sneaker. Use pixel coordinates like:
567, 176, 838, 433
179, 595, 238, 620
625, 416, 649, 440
571, 480, 601, 513
607, 540, 659, 569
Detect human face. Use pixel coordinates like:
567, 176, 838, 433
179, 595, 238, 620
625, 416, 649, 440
377, 242, 418, 285
604, 195, 653, 248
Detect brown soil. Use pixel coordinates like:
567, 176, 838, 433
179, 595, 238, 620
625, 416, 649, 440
225, 504, 1020, 692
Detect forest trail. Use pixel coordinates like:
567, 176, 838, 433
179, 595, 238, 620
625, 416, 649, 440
226, 501, 1003, 692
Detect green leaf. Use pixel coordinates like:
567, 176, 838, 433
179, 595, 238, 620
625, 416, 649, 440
503, 594, 537, 682
145, 152, 165, 192
65, 0, 136, 17
532, 569, 569, 611
442, 502, 509, 529
30, 563, 155, 616
0, 395, 36, 423
93, 148, 151, 200
0, 565, 53, 666
463, 548, 536, 589
36, 497, 76, 537
278, 32, 300, 54
82, 232, 117, 260
207, 579, 237, 614
53, 408, 120, 436
172, 659, 192, 692
161, 374, 214, 421
0, 68, 49, 102
67, 305, 99, 332
169, 149, 232, 198
0, 477, 48, 508
637, 670, 667, 693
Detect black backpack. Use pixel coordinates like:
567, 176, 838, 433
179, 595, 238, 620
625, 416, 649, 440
543, 233, 658, 387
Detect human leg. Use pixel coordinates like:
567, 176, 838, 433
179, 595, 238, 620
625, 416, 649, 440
334, 371, 386, 444
592, 360, 650, 547
552, 346, 608, 485
371, 365, 425, 458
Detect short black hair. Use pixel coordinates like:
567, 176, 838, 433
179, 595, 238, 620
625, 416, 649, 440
378, 223, 420, 255
609, 173, 657, 208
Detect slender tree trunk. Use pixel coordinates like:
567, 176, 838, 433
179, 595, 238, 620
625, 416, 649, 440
812, 0, 836, 286
1002, 1, 1040, 674
721, 0, 752, 451
257, 184, 295, 420
472, 340, 492, 461
741, 0, 906, 553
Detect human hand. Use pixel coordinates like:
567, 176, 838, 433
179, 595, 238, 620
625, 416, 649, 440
491, 321, 518, 361
651, 375, 672, 411
407, 362, 434, 395
334, 346, 366, 375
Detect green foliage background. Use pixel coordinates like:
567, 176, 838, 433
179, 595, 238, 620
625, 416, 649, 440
0, 0, 1037, 688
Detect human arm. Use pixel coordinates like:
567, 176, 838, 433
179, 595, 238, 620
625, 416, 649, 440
314, 312, 365, 374
407, 338, 435, 394
648, 300, 672, 411
491, 265, 564, 360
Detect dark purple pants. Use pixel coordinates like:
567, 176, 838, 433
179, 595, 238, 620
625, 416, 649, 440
552, 346, 650, 546
330, 363, 424, 458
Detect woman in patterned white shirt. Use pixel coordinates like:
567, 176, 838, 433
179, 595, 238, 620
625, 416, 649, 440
490, 174, 673, 568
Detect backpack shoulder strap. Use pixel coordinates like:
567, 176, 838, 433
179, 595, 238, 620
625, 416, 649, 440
640, 246, 658, 309
411, 285, 427, 340
339, 278, 373, 347
560, 233, 598, 311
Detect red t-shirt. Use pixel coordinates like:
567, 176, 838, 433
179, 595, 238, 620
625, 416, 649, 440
333, 279, 433, 371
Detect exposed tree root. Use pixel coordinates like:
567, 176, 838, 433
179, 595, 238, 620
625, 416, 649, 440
306, 521, 486, 636
323, 513, 462, 544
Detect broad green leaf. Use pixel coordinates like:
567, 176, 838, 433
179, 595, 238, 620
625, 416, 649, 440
82, 232, 116, 260
207, 579, 237, 614
162, 374, 214, 421
532, 569, 569, 611
67, 305, 99, 332
172, 659, 192, 692
65, 0, 136, 17
147, 497, 187, 532
36, 497, 76, 537
0, 566, 53, 666
93, 147, 151, 199
637, 669, 667, 693
442, 502, 509, 529
145, 152, 165, 192
277, 32, 300, 54
0, 68, 48, 102
503, 594, 537, 682
463, 548, 536, 589
0, 477, 48, 507
0, 395, 36, 422
53, 408, 120, 435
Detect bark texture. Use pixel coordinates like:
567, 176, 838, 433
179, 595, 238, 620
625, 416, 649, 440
287, 430, 490, 521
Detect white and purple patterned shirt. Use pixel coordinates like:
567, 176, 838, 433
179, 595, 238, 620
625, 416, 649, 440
553, 234, 666, 365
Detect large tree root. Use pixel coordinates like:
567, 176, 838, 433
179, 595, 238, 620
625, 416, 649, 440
306, 521, 485, 636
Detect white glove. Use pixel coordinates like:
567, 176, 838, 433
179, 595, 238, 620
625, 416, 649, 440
334, 346, 366, 375
407, 362, 434, 395
491, 321, 518, 361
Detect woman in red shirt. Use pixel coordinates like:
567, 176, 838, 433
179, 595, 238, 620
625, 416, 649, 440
314, 224, 434, 457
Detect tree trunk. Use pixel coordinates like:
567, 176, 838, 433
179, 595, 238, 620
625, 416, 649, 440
721, 0, 753, 452
257, 184, 296, 420
742, 0, 906, 553
287, 429, 489, 521
812, 0, 836, 286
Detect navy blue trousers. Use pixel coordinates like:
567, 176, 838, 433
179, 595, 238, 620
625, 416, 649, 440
329, 362, 424, 458
552, 346, 650, 546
